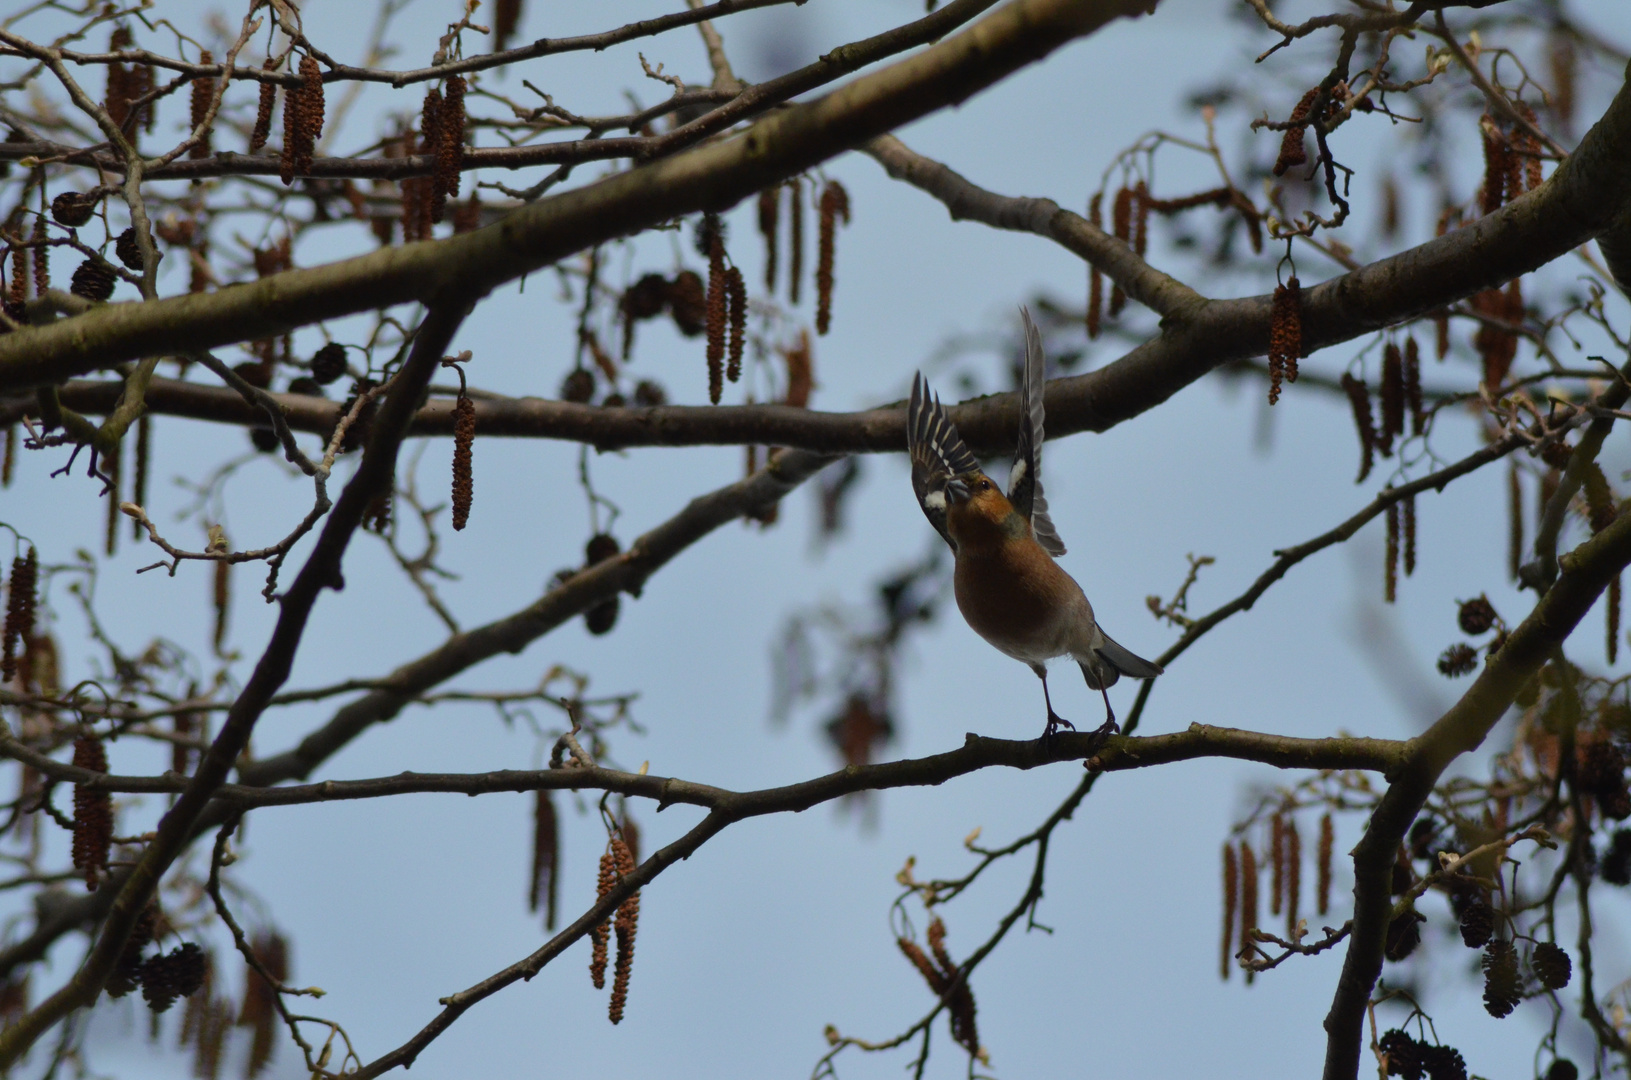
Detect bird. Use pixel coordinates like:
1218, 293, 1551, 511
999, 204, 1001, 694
906, 307, 1162, 743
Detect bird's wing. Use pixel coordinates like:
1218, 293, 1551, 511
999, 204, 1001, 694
1009, 308, 1067, 556
908, 372, 979, 551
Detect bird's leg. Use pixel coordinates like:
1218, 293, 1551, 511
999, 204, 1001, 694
1035, 667, 1074, 742
1087, 686, 1121, 748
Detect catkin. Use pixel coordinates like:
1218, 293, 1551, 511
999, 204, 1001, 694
438, 76, 465, 200
589, 850, 615, 989
1508, 463, 1524, 580
1239, 841, 1258, 984
1273, 88, 1320, 176
71, 735, 112, 890
815, 180, 849, 336
1109, 186, 1132, 316
758, 185, 779, 293
1316, 813, 1333, 916
1379, 342, 1404, 455
1402, 493, 1416, 578
421, 88, 445, 224
1480, 115, 1512, 216
1284, 817, 1301, 939
530, 790, 558, 930
1267, 278, 1302, 403
29, 215, 46, 298
3, 547, 38, 682
451, 393, 475, 530
250, 59, 277, 152
280, 55, 324, 183
1131, 180, 1149, 258
189, 51, 214, 159
608, 836, 639, 1024
725, 266, 746, 383
1610, 574, 1621, 666
1221, 842, 1237, 980
784, 329, 812, 409
212, 539, 230, 653
132, 414, 149, 541
1087, 192, 1103, 339
1340, 373, 1374, 483
705, 225, 726, 404
1403, 336, 1424, 436
1270, 814, 1285, 917
788, 177, 803, 306
1384, 497, 1400, 603
103, 438, 120, 557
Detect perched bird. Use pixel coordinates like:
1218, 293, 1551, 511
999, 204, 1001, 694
907, 308, 1162, 741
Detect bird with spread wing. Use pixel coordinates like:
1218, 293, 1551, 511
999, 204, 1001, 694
907, 308, 1162, 742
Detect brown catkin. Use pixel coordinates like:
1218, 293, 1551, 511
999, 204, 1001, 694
1270, 814, 1285, 917
1268, 277, 1302, 403
608, 837, 639, 1024
2, 425, 14, 487
899, 938, 948, 996
1109, 186, 1132, 316
29, 216, 46, 298
71, 735, 112, 889
1379, 342, 1404, 453
3, 548, 38, 682
705, 232, 726, 404
1402, 493, 1416, 578
1239, 841, 1258, 984
1403, 336, 1424, 436
1087, 192, 1103, 339
758, 185, 779, 292
1340, 373, 1375, 483
280, 56, 323, 183
1131, 180, 1150, 258
815, 180, 849, 335
1221, 842, 1238, 980
725, 266, 746, 383
494, 0, 522, 52
1609, 573, 1621, 666
189, 51, 214, 159
788, 177, 804, 306
1317, 813, 1333, 915
1285, 817, 1301, 939
132, 414, 149, 540
105, 28, 133, 131
1508, 462, 1524, 580
420, 88, 445, 224
784, 328, 812, 409
250, 59, 277, 152
1480, 116, 1511, 216
451, 393, 475, 531
1384, 497, 1400, 603
103, 438, 120, 557
212, 544, 230, 653
9, 231, 26, 305
589, 850, 615, 989
926, 919, 979, 1055
530, 790, 558, 930
438, 76, 465, 200
1274, 88, 1320, 176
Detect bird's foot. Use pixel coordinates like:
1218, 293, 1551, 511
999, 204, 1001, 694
1040, 710, 1076, 744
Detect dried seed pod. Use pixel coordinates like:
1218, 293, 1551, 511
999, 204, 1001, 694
1436, 642, 1480, 677
310, 341, 347, 385
1422, 1044, 1468, 1080
189, 51, 215, 159
589, 849, 616, 989
1458, 596, 1497, 635
51, 191, 97, 228
725, 266, 746, 383
584, 533, 620, 635
3, 547, 38, 682
666, 270, 706, 337
1220, 841, 1237, 981
70, 257, 116, 302
1384, 908, 1423, 961
788, 177, 803, 306
1384, 498, 1399, 603
1273, 88, 1320, 176
114, 227, 144, 270
1267, 277, 1302, 403
1545, 1062, 1578, 1080
451, 393, 475, 531
758, 185, 779, 292
560, 368, 595, 403
632, 379, 666, 407
1530, 942, 1571, 990
71, 735, 113, 890
1316, 813, 1333, 916
1340, 373, 1375, 483
1458, 900, 1494, 947
815, 181, 849, 335
530, 790, 558, 930
1379, 1029, 1424, 1080
1379, 342, 1404, 451
1601, 829, 1631, 885
1481, 939, 1521, 1017
1109, 186, 1133, 316
705, 226, 726, 404
608, 836, 639, 1024
438, 75, 465, 200
141, 942, 207, 1013
619, 272, 667, 359
1087, 192, 1103, 339
1238, 840, 1258, 984
1402, 493, 1416, 578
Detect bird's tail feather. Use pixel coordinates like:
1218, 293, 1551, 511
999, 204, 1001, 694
1089, 632, 1164, 684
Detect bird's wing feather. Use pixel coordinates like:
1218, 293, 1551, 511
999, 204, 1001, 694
1009, 308, 1067, 556
908, 372, 979, 551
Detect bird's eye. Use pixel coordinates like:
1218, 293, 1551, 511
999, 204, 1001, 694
978, 479, 990, 490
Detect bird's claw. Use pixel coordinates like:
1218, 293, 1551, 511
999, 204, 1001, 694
1040, 710, 1075, 744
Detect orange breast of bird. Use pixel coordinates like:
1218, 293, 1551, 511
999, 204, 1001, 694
947, 481, 1081, 660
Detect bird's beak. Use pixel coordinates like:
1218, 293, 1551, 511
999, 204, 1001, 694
946, 476, 971, 504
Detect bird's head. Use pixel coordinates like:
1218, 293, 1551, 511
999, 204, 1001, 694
946, 472, 1021, 540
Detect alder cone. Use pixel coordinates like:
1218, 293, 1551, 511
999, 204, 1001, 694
1530, 942, 1571, 990
50, 191, 97, 227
